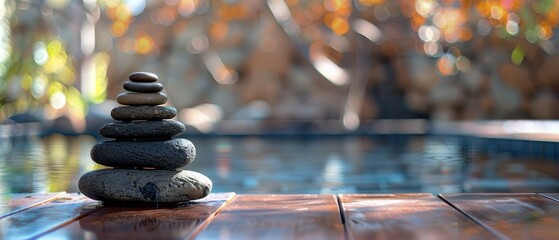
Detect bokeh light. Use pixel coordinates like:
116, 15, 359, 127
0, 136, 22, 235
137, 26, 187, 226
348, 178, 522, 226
3, 0, 559, 126
436, 53, 458, 76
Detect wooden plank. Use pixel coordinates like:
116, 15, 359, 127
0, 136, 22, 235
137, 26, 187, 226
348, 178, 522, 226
441, 193, 559, 240
0, 192, 66, 219
37, 192, 236, 240
340, 193, 494, 240
0, 193, 101, 239
540, 193, 559, 202
194, 194, 345, 239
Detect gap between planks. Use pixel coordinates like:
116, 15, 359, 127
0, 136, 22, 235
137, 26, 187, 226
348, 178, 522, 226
186, 193, 238, 240
437, 194, 508, 240
6, 192, 558, 239
338, 193, 497, 240
197, 193, 525, 239
194, 194, 346, 239
539, 193, 559, 202
440, 193, 559, 240
0, 193, 101, 239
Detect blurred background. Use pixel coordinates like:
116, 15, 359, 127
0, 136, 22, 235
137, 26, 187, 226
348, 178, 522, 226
0, 0, 558, 195
2, 0, 559, 132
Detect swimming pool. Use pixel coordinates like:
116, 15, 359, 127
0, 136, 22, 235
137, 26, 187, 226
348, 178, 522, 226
1, 134, 558, 195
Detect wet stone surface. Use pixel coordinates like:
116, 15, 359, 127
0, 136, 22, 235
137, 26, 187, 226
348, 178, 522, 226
91, 138, 196, 170
123, 81, 164, 93
128, 72, 158, 82
78, 169, 212, 203
111, 106, 177, 121
116, 92, 167, 106
99, 120, 185, 139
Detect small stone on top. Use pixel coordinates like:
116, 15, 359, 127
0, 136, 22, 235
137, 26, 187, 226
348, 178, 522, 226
129, 72, 158, 82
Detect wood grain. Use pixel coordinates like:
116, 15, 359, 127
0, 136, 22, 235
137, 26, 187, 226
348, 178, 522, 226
194, 194, 345, 240
340, 193, 493, 240
0, 192, 65, 219
540, 193, 559, 202
441, 193, 559, 240
0, 193, 100, 239
38, 192, 236, 240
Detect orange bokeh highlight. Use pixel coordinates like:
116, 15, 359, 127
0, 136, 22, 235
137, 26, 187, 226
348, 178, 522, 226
537, 21, 553, 40
330, 17, 349, 35
211, 21, 229, 41
111, 21, 128, 37
135, 34, 156, 55
359, 0, 386, 6
219, 4, 247, 21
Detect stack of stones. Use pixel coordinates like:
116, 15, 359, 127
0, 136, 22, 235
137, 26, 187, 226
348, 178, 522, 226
79, 72, 212, 204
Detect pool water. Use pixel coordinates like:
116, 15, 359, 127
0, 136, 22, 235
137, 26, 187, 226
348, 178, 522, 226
0, 134, 558, 195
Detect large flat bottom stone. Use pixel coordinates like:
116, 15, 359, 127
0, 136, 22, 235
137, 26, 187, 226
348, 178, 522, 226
78, 169, 212, 203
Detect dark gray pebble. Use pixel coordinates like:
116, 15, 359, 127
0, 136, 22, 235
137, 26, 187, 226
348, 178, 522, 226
111, 106, 177, 121
78, 169, 212, 203
99, 120, 185, 139
91, 138, 195, 169
129, 72, 158, 82
123, 81, 164, 93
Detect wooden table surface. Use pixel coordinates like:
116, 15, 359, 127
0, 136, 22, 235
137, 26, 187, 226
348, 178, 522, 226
1, 192, 558, 239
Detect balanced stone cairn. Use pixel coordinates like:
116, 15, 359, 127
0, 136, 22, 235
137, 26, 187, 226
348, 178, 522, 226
79, 72, 212, 204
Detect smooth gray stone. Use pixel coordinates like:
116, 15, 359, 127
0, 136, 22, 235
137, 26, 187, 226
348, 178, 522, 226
78, 169, 212, 203
111, 106, 177, 121
99, 120, 185, 139
129, 72, 158, 82
123, 81, 164, 93
117, 92, 167, 106
91, 138, 195, 169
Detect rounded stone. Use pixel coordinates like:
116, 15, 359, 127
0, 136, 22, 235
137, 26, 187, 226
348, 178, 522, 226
129, 72, 158, 82
123, 81, 164, 93
78, 169, 212, 203
91, 138, 195, 169
111, 106, 177, 121
117, 92, 167, 106
99, 120, 185, 139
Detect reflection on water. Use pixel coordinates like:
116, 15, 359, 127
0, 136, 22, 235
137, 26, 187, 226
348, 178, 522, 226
0, 135, 558, 194
0, 134, 98, 194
